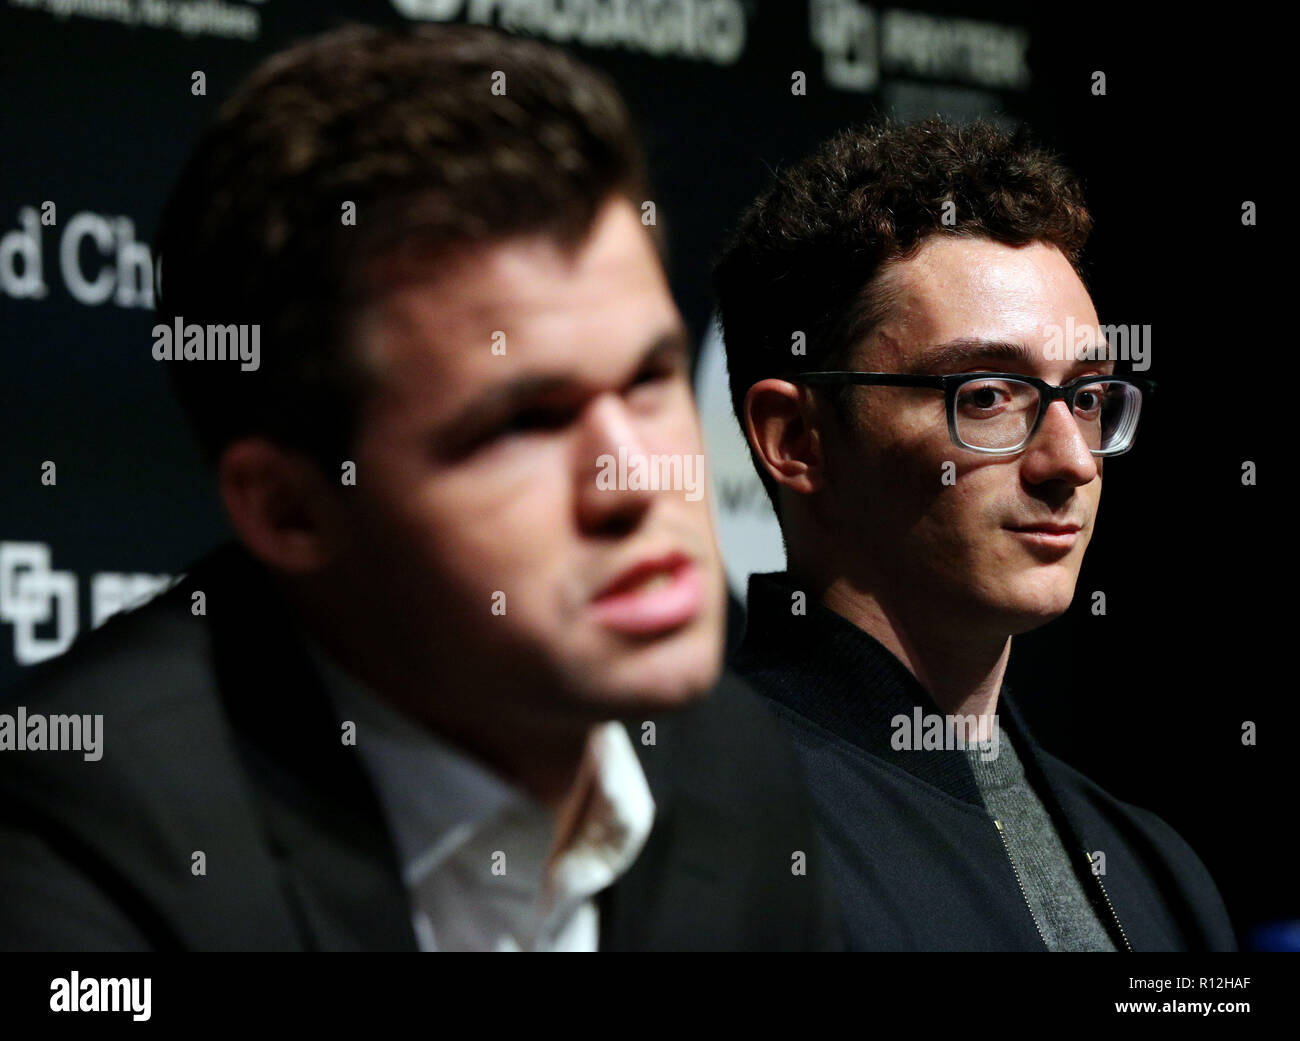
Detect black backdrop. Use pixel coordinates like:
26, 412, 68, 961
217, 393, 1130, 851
1, 1, 1285, 946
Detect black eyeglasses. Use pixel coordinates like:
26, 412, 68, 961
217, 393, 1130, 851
786, 371, 1155, 456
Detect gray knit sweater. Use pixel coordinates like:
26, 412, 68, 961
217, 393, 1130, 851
967, 729, 1117, 951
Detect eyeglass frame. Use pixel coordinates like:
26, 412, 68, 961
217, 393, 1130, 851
783, 370, 1156, 456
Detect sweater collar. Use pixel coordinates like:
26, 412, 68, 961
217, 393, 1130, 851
735, 571, 1041, 809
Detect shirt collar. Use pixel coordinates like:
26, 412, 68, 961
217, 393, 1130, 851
298, 627, 655, 906
543, 720, 655, 915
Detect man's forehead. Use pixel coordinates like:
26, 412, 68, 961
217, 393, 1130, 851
887, 238, 1089, 312
861, 237, 1099, 365
350, 237, 682, 437
362, 216, 666, 362
371, 198, 661, 324
359, 240, 593, 364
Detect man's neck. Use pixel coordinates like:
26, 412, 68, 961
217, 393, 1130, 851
418, 708, 593, 813
812, 573, 1011, 725
364, 662, 595, 813
282, 579, 593, 813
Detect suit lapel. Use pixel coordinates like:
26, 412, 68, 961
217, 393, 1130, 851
198, 543, 418, 951
598, 716, 735, 951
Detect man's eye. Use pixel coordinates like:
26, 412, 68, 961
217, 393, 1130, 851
468, 407, 572, 448
501, 406, 572, 434
627, 365, 684, 407
1074, 388, 1106, 417
957, 381, 1013, 413
631, 365, 675, 388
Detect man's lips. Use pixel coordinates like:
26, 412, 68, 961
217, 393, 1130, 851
590, 552, 702, 636
1006, 523, 1082, 535
1005, 522, 1082, 554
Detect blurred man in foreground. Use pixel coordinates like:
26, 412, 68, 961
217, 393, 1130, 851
0, 25, 839, 951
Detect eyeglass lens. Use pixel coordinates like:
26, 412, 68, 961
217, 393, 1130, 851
952, 378, 1141, 453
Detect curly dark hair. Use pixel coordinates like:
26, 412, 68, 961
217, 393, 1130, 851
712, 117, 1093, 515
155, 22, 649, 470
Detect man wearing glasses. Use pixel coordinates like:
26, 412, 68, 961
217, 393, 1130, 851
712, 118, 1236, 950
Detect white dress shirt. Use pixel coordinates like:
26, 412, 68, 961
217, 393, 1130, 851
301, 634, 656, 951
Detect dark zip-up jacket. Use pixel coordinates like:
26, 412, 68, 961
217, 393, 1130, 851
732, 571, 1237, 952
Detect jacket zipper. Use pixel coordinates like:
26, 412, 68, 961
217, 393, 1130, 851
1086, 851, 1134, 952
993, 818, 1048, 949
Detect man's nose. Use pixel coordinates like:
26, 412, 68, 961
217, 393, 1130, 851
1018, 399, 1098, 487
574, 393, 656, 536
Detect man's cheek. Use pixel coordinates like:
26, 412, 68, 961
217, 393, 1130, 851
1070, 529, 1094, 569
914, 473, 975, 536
443, 523, 573, 620
923, 490, 998, 570
421, 462, 552, 537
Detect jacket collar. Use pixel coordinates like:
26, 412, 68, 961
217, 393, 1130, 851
188, 541, 420, 951
735, 571, 1047, 810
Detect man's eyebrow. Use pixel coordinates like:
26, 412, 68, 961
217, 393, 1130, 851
442, 326, 692, 438
638, 325, 693, 369
442, 372, 575, 438
908, 338, 1036, 373
907, 337, 1116, 376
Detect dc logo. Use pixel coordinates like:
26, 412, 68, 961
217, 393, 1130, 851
0, 543, 173, 666
0, 542, 78, 665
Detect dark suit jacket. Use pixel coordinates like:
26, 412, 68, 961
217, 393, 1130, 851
0, 543, 842, 951
732, 571, 1238, 952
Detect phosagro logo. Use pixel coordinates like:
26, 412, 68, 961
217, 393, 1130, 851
391, 0, 749, 65
50, 973, 151, 1021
